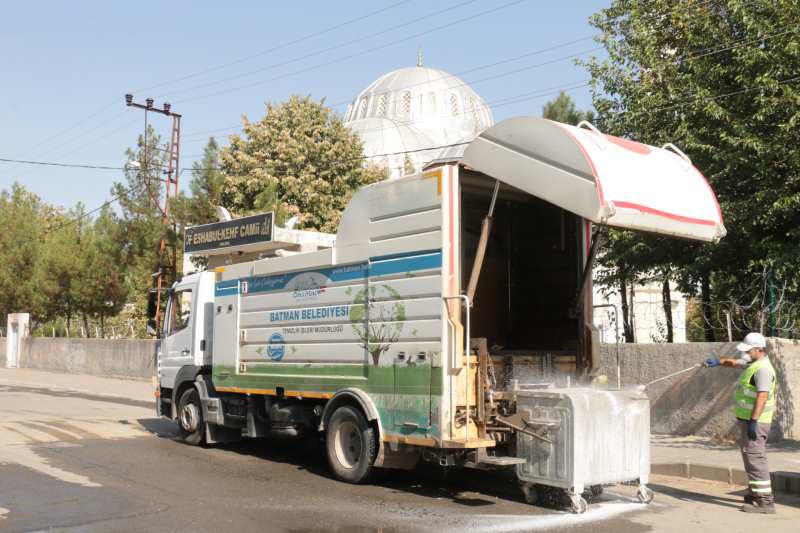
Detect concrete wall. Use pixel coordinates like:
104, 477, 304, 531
19, 338, 157, 380
597, 338, 800, 441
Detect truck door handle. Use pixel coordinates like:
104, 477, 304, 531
181, 349, 191, 356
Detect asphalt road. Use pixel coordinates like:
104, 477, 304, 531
1, 380, 798, 532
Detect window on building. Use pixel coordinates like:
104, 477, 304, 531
376, 93, 388, 117
401, 92, 411, 116
449, 93, 459, 117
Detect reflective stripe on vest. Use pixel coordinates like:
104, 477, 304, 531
733, 357, 777, 423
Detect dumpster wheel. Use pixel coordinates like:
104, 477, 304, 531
569, 493, 588, 514
636, 485, 654, 504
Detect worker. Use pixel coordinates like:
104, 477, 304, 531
704, 332, 777, 514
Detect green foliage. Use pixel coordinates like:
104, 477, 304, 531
171, 137, 225, 227
402, 154, 416, 176
220, 95, 387, 233
542, 91, 595, 124
0, 185, 129, 336
110, 125, 173, 332
0, 184, 50, 322
585, 0, 800, 337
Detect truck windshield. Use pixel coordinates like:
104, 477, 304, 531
167, 289, 193, 336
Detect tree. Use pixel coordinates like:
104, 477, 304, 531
0, 184, 49, 325
172, 137, 225, 227
110, 125, 172, 332
402, 154, 416, 176
33, 206, 84, 331
220, 95, 387, 232
542, 91, 595, 124
73, 207, 128, 336
584, 0, 800, 340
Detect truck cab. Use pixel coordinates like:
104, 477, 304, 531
155, 271, 215, 418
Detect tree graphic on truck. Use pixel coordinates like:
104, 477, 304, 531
348, 284, 406, 366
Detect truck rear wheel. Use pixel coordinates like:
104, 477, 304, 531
325, 405, 376, 484
177, 387, 205, 445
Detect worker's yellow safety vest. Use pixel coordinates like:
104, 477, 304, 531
734, 357, 777, 423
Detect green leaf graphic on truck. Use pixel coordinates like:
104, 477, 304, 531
349, 285, 406, 366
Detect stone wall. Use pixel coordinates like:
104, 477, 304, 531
597, 338, 800, 441
19, 338, 157, 380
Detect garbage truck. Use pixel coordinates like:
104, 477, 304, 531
150, 117, 725, 512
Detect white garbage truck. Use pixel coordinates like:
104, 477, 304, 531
151, 117, 725, 512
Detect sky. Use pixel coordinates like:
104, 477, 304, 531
0, 0, 608, 212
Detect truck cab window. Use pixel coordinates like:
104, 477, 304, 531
167, 289, 193, 336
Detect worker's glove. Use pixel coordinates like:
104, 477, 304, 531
747, 420, 758, 441
703, 357, 721, 368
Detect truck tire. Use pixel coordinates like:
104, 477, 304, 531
177, 387, 205, 445
325, 405, 376, 484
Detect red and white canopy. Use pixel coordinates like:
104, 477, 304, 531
462, 117, 726, 242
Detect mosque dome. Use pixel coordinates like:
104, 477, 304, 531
344, 58, 494, 177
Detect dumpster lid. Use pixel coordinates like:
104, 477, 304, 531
461, 117, 726, 242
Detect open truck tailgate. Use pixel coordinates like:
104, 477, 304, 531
462, 117, 726, 242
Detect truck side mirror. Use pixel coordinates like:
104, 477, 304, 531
147, 290, 158, 321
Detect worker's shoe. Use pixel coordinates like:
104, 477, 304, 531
741, 501, 776, 514
743, 494, 754, 505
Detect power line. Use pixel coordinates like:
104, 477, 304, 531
10, 71, 799, 179
174, 0, 526, 104
0, 158, 125, 171
650, 75, 800, 113
181, 36, 600, 140
162, 0, 481, 99
136, 1, 412, 95
181, 13, 785, 144
6, 2, 413, 177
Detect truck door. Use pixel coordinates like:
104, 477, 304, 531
160, 283, 195, 388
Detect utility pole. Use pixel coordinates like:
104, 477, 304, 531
125, 94, 182, 331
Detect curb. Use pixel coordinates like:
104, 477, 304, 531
652, 462, 800, 495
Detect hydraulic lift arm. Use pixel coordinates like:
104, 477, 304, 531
466, 180, 501, 304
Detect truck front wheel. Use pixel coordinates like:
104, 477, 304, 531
325, 405, 376, 483
177, 387, 205, 445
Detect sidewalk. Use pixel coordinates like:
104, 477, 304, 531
0, 367, 154, 404
652, 434, 800, 495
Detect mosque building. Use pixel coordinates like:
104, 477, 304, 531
343, 53, 493, 178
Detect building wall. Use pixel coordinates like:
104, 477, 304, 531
597, 338, 800, 441
0, 337, 6, 365
4, 334, 798, 441
18, 338, 156, 380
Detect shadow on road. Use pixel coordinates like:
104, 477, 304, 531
136, 417, 532, 509
650, 482, 800, 510
648, 483, 743, 510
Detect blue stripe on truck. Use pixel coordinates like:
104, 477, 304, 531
215, 250, 441, 296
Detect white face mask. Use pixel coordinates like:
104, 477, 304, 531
739, 353, 752, 363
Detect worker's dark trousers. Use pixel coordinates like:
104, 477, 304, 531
737, 419, 773, 504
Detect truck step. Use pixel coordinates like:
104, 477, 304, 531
477, 455, 527, 467
464, 453, 527, 470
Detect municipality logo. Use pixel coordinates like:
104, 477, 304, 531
266, 332, 285, 361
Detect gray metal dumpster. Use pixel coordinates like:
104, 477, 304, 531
514, 387, 653, 513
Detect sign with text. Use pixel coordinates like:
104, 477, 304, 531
184, 212, 274, 253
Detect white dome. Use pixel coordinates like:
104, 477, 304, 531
344, 64, 494, 177
348, 117, 439, 177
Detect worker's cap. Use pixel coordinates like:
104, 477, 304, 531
737, 332, 767, 352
